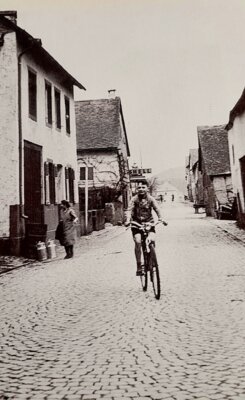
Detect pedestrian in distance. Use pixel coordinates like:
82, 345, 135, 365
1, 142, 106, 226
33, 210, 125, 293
59, 200, 78, 259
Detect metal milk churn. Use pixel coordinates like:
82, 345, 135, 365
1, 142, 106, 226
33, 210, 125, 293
46, 239, 56, 259
36, 241, 47, 261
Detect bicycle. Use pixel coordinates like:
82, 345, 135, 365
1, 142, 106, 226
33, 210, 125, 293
130, 220, 168, 300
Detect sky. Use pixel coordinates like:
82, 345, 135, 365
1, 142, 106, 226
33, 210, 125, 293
1, 0, 245, 174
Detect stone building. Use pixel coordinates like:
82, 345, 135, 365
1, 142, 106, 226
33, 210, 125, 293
0, 11, 85, 255
197, 125, 233, 217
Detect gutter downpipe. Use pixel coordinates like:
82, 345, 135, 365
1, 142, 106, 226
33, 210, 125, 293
17, 38, 41, 210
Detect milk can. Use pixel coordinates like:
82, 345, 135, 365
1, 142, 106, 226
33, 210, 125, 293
46, 239, 56, 259
36, 241, 47, 261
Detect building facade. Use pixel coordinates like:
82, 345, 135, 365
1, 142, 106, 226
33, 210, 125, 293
198, 125, 233, 217
226, 88, 245, 226
0, 12, 85, 255
75, 96, 131, 224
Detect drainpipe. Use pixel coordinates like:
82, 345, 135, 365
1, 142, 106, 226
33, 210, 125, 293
17, 38, 41, 210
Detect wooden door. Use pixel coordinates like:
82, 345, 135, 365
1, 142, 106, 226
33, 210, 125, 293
24, 141, 42, 223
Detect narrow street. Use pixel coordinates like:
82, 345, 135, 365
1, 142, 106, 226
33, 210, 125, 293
0, 202, 245, 400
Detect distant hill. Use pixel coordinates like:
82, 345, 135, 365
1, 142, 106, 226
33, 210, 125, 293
154, 166, 186, 194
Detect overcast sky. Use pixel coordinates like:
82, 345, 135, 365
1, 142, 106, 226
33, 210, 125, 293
2, 0, 245, 174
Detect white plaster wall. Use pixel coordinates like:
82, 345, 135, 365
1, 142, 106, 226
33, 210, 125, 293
78, 152, 120, 188
0, 32, 18, 236
20, 52, 79, 203
228, 113, 245, 211
212, 176, 232, 204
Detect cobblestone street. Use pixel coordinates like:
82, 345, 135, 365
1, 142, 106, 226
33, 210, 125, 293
0, 202, 245, 400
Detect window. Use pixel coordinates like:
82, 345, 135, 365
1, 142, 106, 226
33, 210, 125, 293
54, 89, 61, 129
80, 166, 93, 180
88, 167, 93, 180
65, 96, 70, 134
80, 167, 86, 180
28, 69, 37, 120
45, 81, 52, 125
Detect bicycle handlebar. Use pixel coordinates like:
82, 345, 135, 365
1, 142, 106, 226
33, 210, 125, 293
127, 220, 168, 229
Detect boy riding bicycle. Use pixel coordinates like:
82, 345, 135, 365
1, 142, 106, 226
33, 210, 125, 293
125, 179, 166, 276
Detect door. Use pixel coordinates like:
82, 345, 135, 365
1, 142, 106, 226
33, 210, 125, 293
24, 141, 42, 223
240, 156, 245, 211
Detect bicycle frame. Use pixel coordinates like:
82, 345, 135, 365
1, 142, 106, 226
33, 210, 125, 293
130, 220, 162, 299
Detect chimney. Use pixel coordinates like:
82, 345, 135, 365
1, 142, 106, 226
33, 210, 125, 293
0, 11, 17, 24
108, 89, 116, 99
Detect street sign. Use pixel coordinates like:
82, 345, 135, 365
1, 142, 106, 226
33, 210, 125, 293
130, 168, 152, 175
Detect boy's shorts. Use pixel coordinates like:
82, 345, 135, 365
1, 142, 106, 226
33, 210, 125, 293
131, 226, 156, 237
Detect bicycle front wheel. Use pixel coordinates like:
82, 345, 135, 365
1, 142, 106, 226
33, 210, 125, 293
140, 252, 148, 292
149, 245, 161, 300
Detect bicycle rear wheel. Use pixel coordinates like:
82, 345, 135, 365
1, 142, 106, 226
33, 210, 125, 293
149, 245, 161, 300
140, 252, 148, 292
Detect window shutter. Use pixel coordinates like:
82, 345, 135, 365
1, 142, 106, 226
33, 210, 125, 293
68, 168, 75, 204
49, 163, 55, 204
54, 164, 58, 204
65, 167, 69, 201
44, 162, 50, 204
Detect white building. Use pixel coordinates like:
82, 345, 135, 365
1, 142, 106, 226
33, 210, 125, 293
226, 88, 245, 225
0, 11, 85, 255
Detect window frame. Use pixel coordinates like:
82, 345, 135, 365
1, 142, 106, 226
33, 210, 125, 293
28, 68, 37, 121
54, 88, 61, 130
64, 95, 71, 134
45, 80, 52, 126
80, 166, 94, 181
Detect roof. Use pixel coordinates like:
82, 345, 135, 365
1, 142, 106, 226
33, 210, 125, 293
226, 87, 245, 130
189, 148, 198, 169
197, 125, 231, 176
0, 13, 85, 90
75, 97, 130, 156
